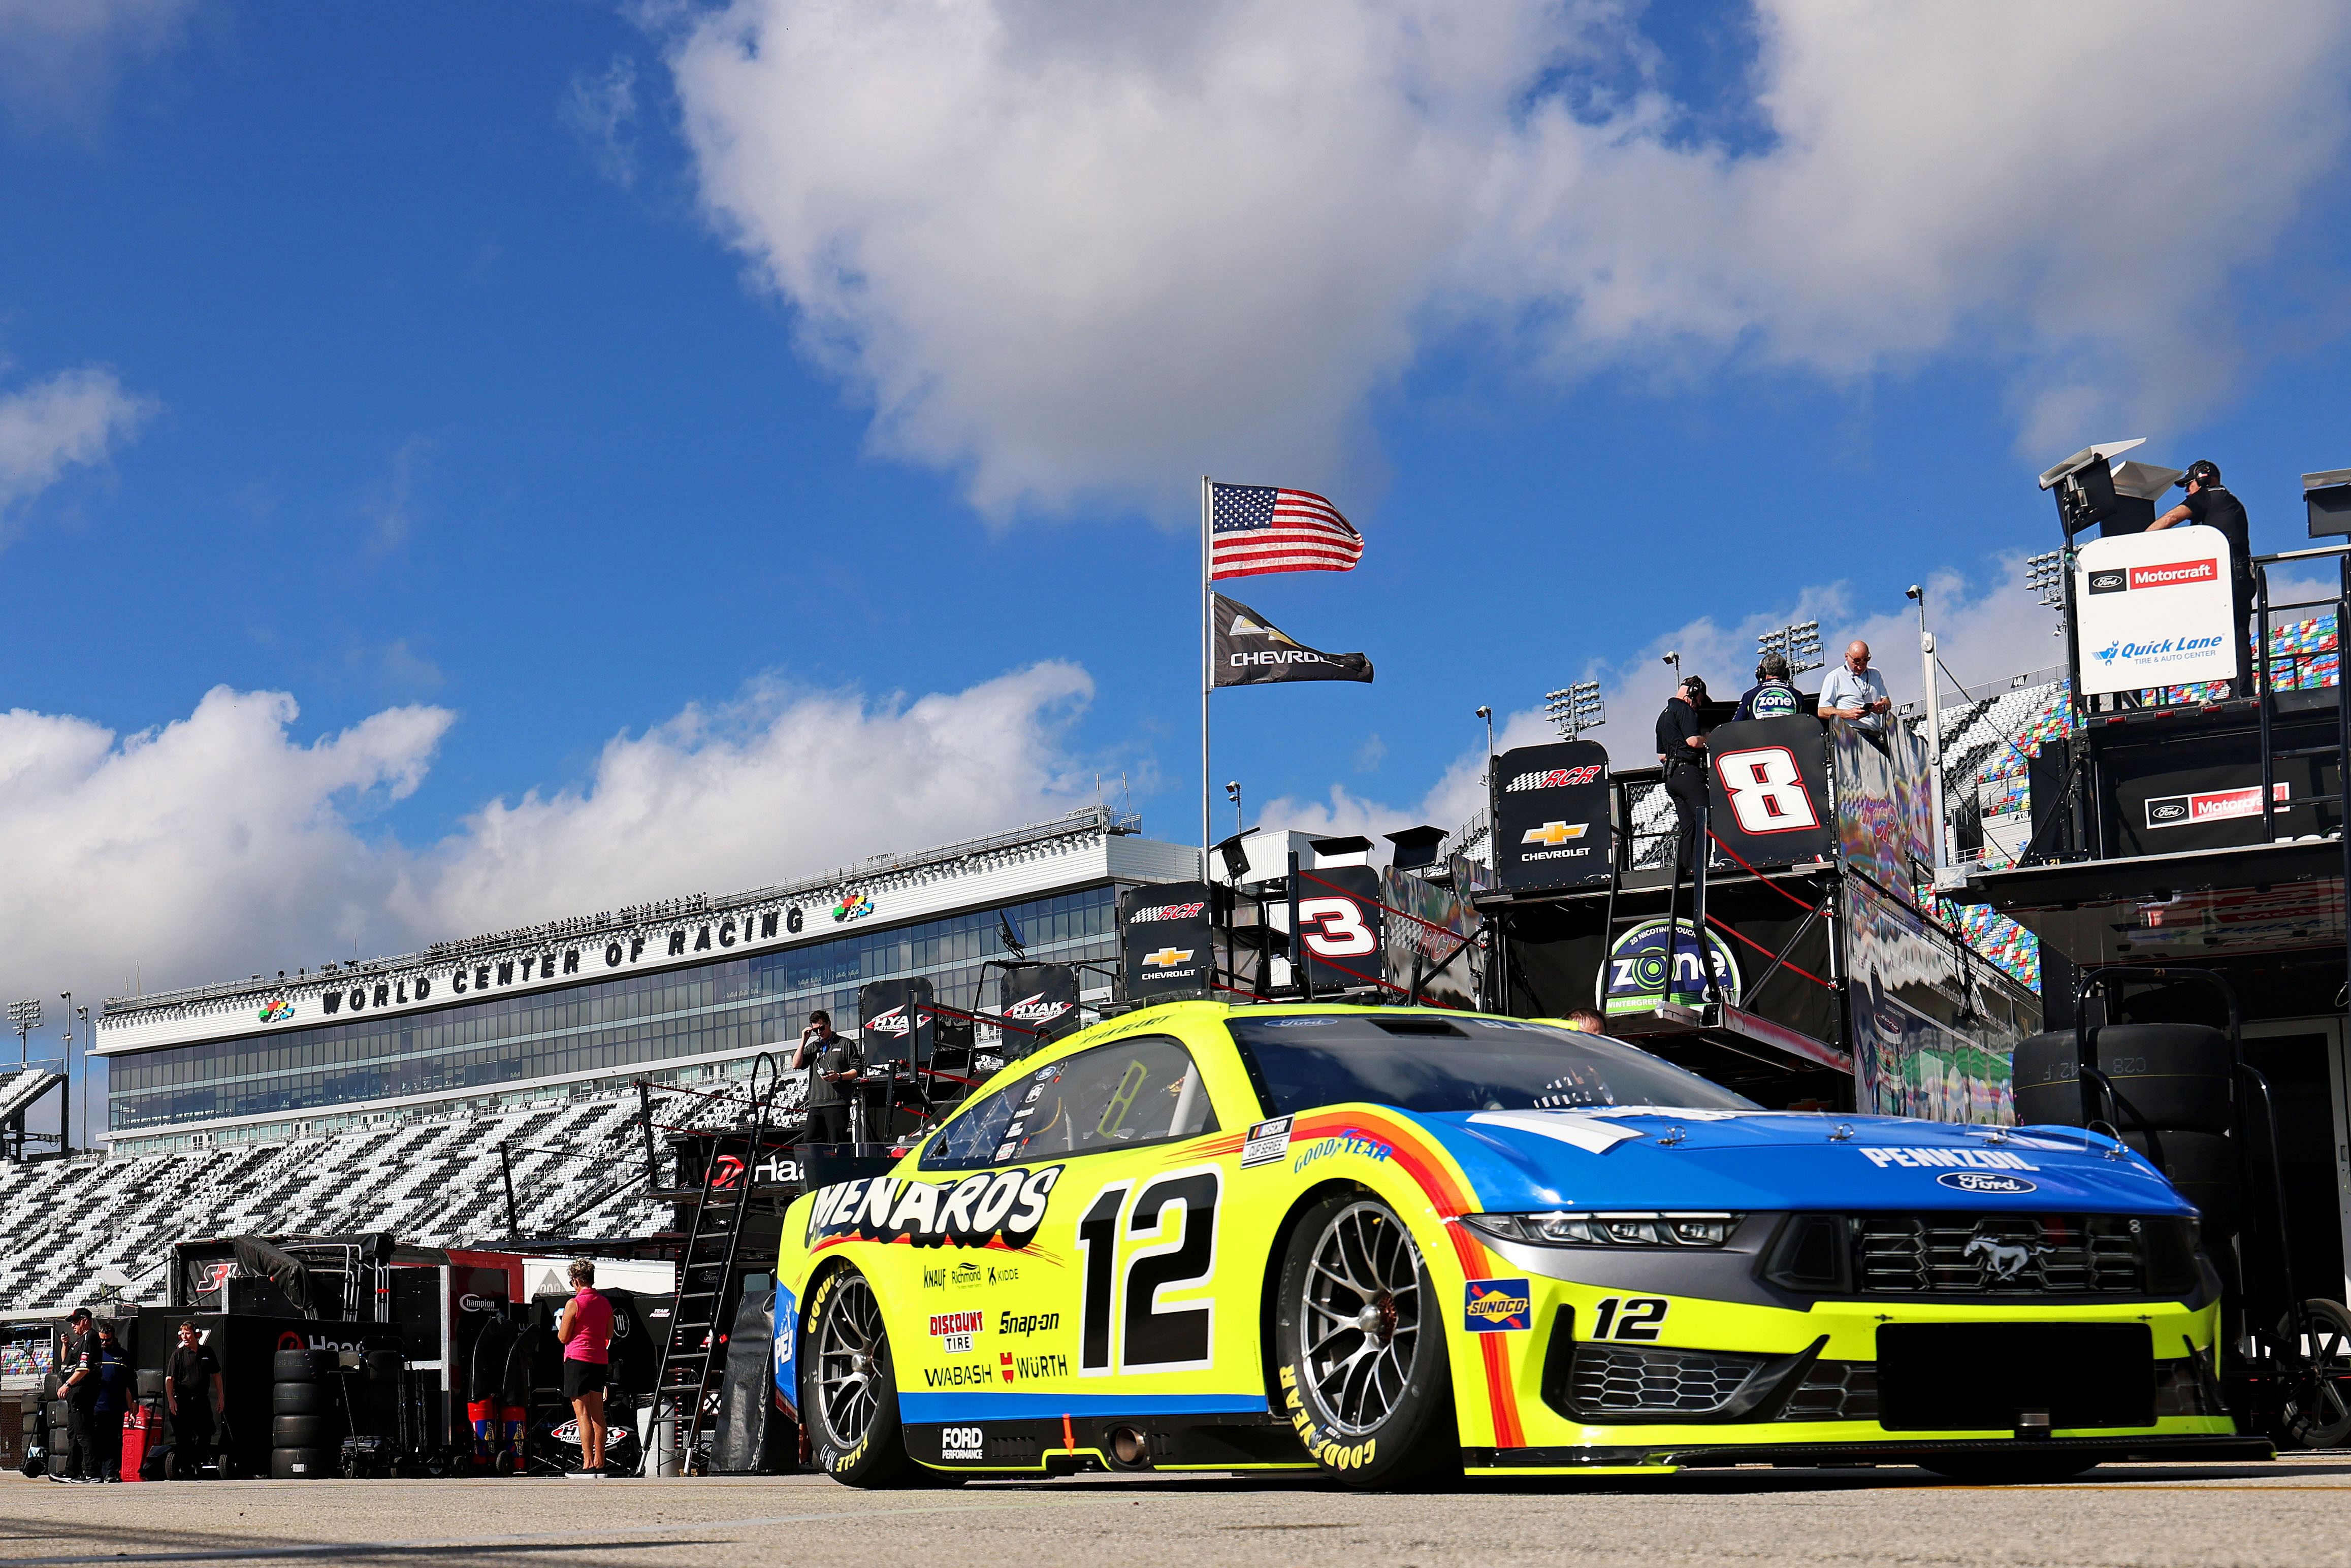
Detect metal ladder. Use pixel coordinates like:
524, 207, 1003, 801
643, 1052, 780, 1476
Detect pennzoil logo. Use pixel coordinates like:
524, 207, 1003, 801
1462, 1278, 1532, 1332
1519, 821, 1588, 846
1141, 948, 1196, 968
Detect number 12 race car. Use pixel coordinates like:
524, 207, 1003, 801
771, 1001, 2264, 1487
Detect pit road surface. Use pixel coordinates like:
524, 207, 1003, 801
4, 1460, 2346, 1568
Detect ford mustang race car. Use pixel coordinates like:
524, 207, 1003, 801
770, 1001, 2265, 1487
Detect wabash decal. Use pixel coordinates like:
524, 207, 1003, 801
806, 1166, 1064, 1252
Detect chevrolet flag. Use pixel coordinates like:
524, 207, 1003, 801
1212, 594, 1373, 688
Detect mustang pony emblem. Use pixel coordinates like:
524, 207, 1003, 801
1963, 1234, 2043, 1282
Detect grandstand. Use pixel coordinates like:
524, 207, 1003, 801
0, 1066, 765, 1313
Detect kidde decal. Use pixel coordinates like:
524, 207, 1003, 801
806, 1166, 1064, 1251
1859, 1147, 2039, 1171
2129, 558, 2218, 590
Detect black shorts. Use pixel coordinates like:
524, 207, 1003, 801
562, 1361, 607, 1400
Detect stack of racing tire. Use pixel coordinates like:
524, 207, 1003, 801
20, 1381, 48, 1476
43, 1374, 69, 1479
271, 1349, 344, 1479
2014, 1022, 2240, 1243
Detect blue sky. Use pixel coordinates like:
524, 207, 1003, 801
6, 1, 2351, 1106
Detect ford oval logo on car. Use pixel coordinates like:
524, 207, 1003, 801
1937, 1169, 2037, 1195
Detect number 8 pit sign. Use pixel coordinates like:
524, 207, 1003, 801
1704, 716, 1835, 868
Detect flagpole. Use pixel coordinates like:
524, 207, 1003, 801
1200, 474, 1212, 874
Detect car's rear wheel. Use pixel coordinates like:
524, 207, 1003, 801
802, 1266, 916, 1487
1919, 1452, 2100, 1483
1272, 1193, 1458, 1489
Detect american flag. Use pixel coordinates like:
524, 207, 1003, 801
1209, 482, 1362, 580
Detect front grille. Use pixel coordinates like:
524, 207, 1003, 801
1856, 1214, 2150, 1294
1567, 1345, 1768, 1416
1778, 1360, 1878, 1422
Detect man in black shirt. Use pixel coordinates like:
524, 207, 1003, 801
793, 1010, 859, 1145
1654, 676, 1711, 872
62, 1319, 131, 1482
2151, 459, 2255, 692
50, 1309, 93, 1481
165, 1320, 222, 1474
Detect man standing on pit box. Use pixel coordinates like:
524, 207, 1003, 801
166, 1320, 222, 1477
1734, 651, 1805, 722
2149, 459, 2256, 695
1654, 675, 1712, 873
1818, 641, 1893, 736
792, 1011, 858, 1146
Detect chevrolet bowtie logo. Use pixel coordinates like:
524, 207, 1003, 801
1521, 821, 1588, 846
1142, 948, 1195, 968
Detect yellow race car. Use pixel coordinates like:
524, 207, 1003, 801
771, 1001, 2261, 1486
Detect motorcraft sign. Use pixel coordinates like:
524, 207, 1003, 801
2074, 524, 2238, 696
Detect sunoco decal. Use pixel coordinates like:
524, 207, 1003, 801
1462, 1278, 1532, 1333
806, 1166, 1063, 1251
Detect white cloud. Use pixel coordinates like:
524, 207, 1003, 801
0, 366, 154, 533
0, 665, 1100, 1019
664, 1, 2351, 514
560, 54, 643, 189
0, 0, 194, 126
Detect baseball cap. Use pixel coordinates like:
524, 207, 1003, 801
2174, 459, 2220, 489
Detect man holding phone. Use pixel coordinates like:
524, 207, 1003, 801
792, 1010, 858, 1145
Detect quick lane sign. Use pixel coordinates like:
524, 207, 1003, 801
2073, 524, 2238, 696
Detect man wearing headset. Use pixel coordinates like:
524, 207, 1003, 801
2149, 459, 2255, 694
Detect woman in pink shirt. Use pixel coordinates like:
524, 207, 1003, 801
556, 1258, 615, 1476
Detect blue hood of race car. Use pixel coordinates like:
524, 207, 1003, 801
1408, 1109, 2195, 1217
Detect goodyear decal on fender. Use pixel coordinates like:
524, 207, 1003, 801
806, 1165, 1063, 1251
1462, 1278, 1532, 1332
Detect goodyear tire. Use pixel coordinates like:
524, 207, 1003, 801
270, 1447, 331, 1479
2123, 1130, 2241, 1235
272, 1382, 332, 1415
800, 1266, 916, 1487
271, 1414, 341, 1448
1920, 1451, 2100, 1483
2013, 1026, 2233, 1133
272, 1348, 334, 1383
1271, 1193, 1458, 1490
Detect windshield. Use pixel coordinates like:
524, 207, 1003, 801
1227, 1014, 1757, 1117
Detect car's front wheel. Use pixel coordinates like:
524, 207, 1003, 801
802, 1266, 916, 1487
1271, 1193, 1458, 1489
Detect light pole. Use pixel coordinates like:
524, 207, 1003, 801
1757, 619, 1823, 678
76, 1005, 90, 1150
7, 999, 36, 1067
1905, 586, 1947, 870
56, 991, 71, 1157
1224, 780, 1243, 837
1475, 706, 1494, 779
1544, 681, 1605, 740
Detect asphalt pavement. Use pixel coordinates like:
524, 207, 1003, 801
3, 1457, 2346, 1567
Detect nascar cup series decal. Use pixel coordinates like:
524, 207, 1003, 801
1239, 1116, 1293, 1168
1462, 1278, 1533, 1332
806, 1166, 1062, 1250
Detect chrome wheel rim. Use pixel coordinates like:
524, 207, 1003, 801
1298, 1201, 1423, 1438
814, 1273, 886, 1450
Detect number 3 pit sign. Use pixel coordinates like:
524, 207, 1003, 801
2074, 524, 2240, 696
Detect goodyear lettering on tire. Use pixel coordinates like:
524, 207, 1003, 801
1277, 1362, 1377, 1472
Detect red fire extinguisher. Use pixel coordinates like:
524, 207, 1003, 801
120, 1404, 150, 1483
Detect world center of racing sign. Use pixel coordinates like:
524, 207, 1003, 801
2073, 524, 2239, 696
